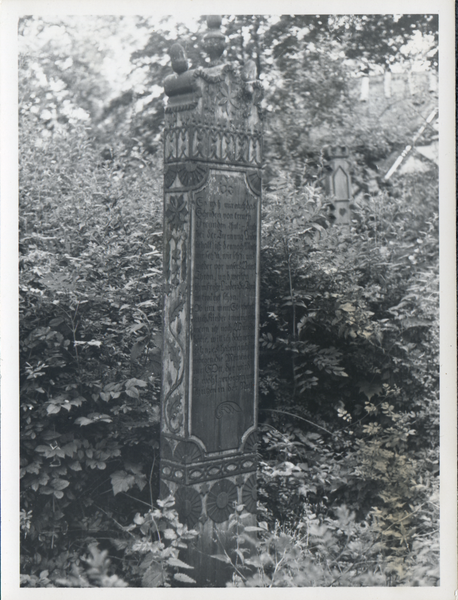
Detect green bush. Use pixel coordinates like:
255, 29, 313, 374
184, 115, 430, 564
19, 111, 167, 584
253, 170, 439, 586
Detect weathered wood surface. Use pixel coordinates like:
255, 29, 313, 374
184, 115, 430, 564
160, 17, 262, 586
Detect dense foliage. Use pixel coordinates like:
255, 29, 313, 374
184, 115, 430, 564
19, 15, 439, 587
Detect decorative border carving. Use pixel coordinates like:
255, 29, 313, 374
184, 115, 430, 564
161, 452, 257, 485
162, 283, 187, 435
165, 100, 199, 114
164, 126, 262, 169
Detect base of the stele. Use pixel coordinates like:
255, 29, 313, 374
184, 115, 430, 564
181, 513, 257, 587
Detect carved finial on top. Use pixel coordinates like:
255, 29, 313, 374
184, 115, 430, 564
202, 15, 226, 64
170, 43, 189, 75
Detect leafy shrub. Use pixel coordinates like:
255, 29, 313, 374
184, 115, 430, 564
100, 496, 198, 587
21, 543, 129, 588
19, 108, 166, 583
253, 170, 439, 586
222, 492, 439, 587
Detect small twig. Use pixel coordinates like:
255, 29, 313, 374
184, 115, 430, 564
149, 456, 156, 508
260, 408, 334, 436
121, 492, 153, 509
94, 504, 136, 538
327, 558, 383, 587
214, 529, 248, 582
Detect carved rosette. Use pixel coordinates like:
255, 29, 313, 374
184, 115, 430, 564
164, 162, 209, 190
175, 486, 203, 528
242, 474, 257, 514
174, 440, 203, 464
206, 480, 238, 523
242, 430, 258, 454
159, 473, 258, 527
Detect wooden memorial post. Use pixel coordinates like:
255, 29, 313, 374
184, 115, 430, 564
160, 16, 263, 586
324, 146, 352, 225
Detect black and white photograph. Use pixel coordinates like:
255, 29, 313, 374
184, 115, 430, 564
1, 0, 456, 597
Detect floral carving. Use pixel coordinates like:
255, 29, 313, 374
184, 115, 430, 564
174, 486, 202, 528
207, 480, 238, 523
163, 283, 187, 435
218, 82, 240, 114
166, 392, 183, 434
170, 246, 182, 285
165, 130, 176, 160
178, 128, 188, 158
165, 195, 188, 231
242, 474, 257, 513
237, 135, 249, 162
222, 131, 235, 160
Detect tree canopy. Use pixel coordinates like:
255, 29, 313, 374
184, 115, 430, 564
19, 14, 438, 162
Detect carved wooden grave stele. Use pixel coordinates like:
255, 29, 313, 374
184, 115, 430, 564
324, 146, 352, 225
160, 19, 262, 586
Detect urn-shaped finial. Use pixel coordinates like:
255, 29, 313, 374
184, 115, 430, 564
202, 15, 226, 64
170, 42, 189, 75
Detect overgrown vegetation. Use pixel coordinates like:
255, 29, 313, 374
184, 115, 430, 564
19, 14, 439, 587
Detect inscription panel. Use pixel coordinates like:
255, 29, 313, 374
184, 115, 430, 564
191, 171, 259, 453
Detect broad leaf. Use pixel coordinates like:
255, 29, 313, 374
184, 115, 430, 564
110, 470, 135, 495
173, 572, 196, 584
